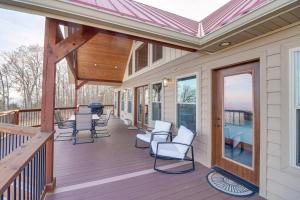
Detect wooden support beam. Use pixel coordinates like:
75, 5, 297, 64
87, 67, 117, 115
77, 78, 122, 84
76, 80, 88, 90
57, 27, 78, 80
41, 17, 57, 189
53, 27, 98, 62
40, 18, 98, 190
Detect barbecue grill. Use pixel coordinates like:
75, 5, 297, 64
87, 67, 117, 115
89, 100, 104, 116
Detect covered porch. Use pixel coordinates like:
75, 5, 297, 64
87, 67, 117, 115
46, 118, 263, 200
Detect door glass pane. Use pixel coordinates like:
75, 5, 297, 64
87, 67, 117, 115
296, 52, 300, 166
152, 83, 162, 121
144, 87, 149, 125
137, 88, 142, 123
223, 73, 253, 168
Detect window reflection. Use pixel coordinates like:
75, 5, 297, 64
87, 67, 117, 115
177, 75, 196, 131
223, 73, 253, 167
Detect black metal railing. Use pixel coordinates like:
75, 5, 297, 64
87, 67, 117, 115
0, 132, 30, 160
0, 144, 46, 200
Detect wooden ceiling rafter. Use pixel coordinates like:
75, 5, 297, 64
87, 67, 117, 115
76, 80, 88, 90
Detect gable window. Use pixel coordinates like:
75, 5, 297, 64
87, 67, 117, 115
135, 43, 148, 72
127, 89, 133, 113
176, 75, 197, 132
121, 92, 125, 112
291, 48, 300, 167
152, 43, 163, 63
128, 56, 133, 76
152, 82, 162, 121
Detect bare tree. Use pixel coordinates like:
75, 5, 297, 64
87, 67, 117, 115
1, 45, 43, 108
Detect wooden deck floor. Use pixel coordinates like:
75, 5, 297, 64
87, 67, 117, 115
46, 118, 264, 200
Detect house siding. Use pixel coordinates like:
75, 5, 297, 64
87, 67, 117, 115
117, 24, 300, 199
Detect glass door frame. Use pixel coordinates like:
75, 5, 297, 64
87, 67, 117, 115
212, 61, 260, 186
134, 85, 149, 128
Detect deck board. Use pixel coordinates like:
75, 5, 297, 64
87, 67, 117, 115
46, 118, 264, 200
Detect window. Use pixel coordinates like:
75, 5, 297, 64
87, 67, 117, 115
152, 83, 162, 121
135, 43, 148, 72
292, 49, 300, 167
176, 75, 197, 132
128, 56, 133, 76
152, 44, 163, 63
127, 89, 133, 113
114, 92, 117, 109
121, 92, 125, 111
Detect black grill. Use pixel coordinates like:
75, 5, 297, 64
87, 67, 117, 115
89, 100, 104, 115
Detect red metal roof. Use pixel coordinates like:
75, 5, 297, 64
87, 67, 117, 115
201, 0, 270, 34
68, 0, 270, 37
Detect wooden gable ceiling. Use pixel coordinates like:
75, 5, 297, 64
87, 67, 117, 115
76, 32, 133, 83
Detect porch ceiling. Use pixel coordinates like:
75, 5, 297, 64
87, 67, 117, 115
76, 32, 132, 83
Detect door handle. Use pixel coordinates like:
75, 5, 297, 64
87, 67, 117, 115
216, 117, 222, 127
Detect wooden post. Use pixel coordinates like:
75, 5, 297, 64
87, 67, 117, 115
40, 18, 98, 191
41, 18, 58, 190
74, 79, 78, 110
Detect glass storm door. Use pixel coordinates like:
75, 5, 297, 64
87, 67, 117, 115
135, 85, 149, 128
212, 62, 260, 186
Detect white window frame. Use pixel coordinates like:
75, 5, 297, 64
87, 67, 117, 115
175, 73, 199, 132
150, 44, 165, 68
289, 47, 300, 168
127, 89, 133, 114
134, 42, 149, 73
151, 81, 164, 121
121, 91, 125, 112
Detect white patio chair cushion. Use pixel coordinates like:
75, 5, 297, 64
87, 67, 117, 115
136, 120, 171, 143
151, 141, 185, 159
136, 132, 167, 143
172, 126, 194, 154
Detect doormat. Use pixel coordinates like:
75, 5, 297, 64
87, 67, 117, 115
207, 170, 256, 197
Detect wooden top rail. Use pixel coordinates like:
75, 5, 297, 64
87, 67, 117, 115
0, 123, 39, 137
0, 127, 53, 194
0, 105, 114, 114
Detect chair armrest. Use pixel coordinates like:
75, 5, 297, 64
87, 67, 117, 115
150, 131, 172, 142
157, 141, 192, 148
154, 142, 193, 156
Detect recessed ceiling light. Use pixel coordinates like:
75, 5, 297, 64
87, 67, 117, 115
94, 64, 97, 67
219, 42, 231, 47
114, 66, 118, 69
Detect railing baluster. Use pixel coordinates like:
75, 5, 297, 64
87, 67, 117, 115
18, 173, 21, 200
13, 179, 16, 200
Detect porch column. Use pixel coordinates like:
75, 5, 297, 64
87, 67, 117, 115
75, 79, 78, 109
41, 18, 58, 189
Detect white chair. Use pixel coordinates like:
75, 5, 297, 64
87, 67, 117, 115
94, 110, 113, 138
78, 106, 91, 114
72, 113, 94, 145
135, 120, 172, 149
151, 126, 196, 174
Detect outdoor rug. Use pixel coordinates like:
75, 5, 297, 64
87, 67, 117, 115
207, 170, 256, 197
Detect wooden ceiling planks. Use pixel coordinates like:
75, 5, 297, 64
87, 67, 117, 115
77, 32, 133, 83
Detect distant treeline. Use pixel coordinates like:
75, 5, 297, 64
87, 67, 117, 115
0, 45, 114, 111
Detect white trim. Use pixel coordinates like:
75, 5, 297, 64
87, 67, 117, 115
175, 73, 199, 132
150, 81, 164, 122
289, 47, 300, 169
